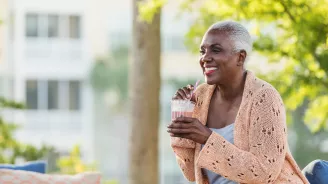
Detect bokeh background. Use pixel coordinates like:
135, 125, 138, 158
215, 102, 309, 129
0, 0, 327, 183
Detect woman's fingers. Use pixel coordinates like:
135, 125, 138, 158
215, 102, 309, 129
172, 84, 194, 100
168, 121, 190, 129
172, 88, 186, 100
176, 89, 187, 99
186, 84, 194, 90
182, 87, 192, 99
169, 133, 190, 139
172, 92, 183, 100
167, 128, 191, 134
173, 117, 195, 123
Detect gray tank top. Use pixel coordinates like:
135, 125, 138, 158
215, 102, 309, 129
201, 124, 237, 184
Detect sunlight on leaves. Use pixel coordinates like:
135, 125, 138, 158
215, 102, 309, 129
57, 145, 97, 175
182, 0, 328, 132
138, 0, 167, 23
305, 95, 328, 133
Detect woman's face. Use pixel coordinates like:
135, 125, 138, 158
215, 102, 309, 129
199, 30, 244, 85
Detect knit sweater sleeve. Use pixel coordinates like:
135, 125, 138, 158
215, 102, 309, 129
171, 131, 196, 181
169, 84, 208, 182
196, 88, 287, 184
170, 143, 196, 182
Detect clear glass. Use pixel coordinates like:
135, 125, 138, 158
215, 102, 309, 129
171, 99, 195, 121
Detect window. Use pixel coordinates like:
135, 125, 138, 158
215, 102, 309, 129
69, 81, 80, 110
48, 15, 59, 38
25, 13, 81, 39
25, 80, 81, 111
69, 15, 80, 39
26, 80, 38, 109
48, 80, 59, 109
25, 14, 38, 37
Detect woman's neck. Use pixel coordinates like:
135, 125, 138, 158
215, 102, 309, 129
216, 70, 246, 101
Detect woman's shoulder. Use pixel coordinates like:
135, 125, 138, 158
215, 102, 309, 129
194, 83, 211, 93
193, 83, 214, 101
250, 75, 284, 106
250, 74, 281, 98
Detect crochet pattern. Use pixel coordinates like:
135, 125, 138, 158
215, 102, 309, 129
171, 71, 309, 184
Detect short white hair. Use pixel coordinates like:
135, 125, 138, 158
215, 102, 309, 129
208, 20, 253, 55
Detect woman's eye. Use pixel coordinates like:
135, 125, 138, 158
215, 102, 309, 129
199, 50, 205, 55
213, 49, 221, 53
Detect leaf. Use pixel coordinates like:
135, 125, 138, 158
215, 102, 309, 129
0, 97, 25, 109
304, 95, 328, 133
138, 0, 167, 23
57, 144, 97, 175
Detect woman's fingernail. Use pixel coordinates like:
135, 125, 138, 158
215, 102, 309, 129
187, 94, 190, 98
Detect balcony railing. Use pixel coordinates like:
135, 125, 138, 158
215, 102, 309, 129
25, 39, 83, 61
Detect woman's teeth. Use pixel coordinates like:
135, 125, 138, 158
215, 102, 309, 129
205, 67, 218, 71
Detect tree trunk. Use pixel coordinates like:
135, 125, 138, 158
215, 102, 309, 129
129, 0, 161, 184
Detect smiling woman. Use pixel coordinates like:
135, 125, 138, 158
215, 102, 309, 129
168, 20, 309, 184
199, 21, 251, 87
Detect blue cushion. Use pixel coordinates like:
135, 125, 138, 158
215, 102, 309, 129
0, 161, 46, 173
302, 159, 328, 184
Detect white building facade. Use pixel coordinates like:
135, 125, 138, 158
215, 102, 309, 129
1, 0, 199, 183
0, 0, 109, 162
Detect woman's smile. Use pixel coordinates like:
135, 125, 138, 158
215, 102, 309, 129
204, 67, 218, 75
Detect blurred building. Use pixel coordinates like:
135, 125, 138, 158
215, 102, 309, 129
0, 0, 111, 163
105, 0, 201, 183
1, 0, 200, 183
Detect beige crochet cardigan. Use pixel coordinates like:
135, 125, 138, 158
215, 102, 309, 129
171, 71, 309, 184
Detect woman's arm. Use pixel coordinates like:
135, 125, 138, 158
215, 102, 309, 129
171, 137, 196, 181
196, 88, 287, 183
169, 83, 207, 181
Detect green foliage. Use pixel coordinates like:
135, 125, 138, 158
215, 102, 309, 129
182, 0, 328, 133
102, 181, 120, 184
57, 145, 119, 184
0, 98, 53, 164
89, 45, 129, 105
89, 58, 112, 92
0, 97, 25, 109
304, 96, 328, 132
57, 145, 97, 174
138, 0, 166, 23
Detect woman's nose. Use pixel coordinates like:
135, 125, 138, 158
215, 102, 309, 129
202, 54, 213, 63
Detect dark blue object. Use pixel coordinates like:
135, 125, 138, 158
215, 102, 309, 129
302, 159, 328, 184
0, 161, 46, 173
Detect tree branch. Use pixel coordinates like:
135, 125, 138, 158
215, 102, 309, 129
279, 0, 296, 22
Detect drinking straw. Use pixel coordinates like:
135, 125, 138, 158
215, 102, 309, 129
190, 79, 200, 100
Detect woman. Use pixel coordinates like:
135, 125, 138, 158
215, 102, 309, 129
167, 20, 309, 184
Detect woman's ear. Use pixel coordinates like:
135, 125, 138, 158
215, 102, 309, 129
237, 50, 247, 66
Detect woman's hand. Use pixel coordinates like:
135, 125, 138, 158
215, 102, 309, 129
167, 117, 212, 144
172, 84, 195, 101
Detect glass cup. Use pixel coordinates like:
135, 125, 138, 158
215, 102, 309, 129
171, 99, 195, 121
